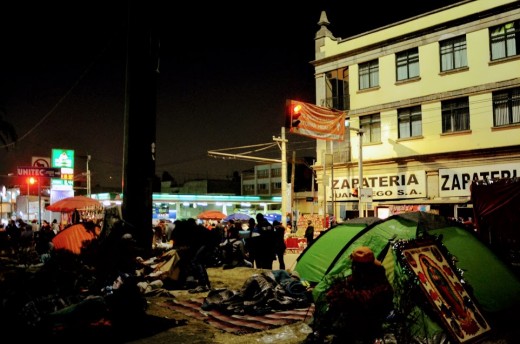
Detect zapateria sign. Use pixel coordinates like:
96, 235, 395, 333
331, 171, 426, 201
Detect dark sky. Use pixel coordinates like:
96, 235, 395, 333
0, 1, 457, 190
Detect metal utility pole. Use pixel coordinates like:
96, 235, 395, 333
347, 126, 364, 217
357, 130, 364, 217
208, 128, 288, 224
273, 127, 288, 226
291, 150, 296, 225
86, 155, 91, 197
322, 151, 327, 220
311, 159, 315, 215
329, 141, 335, 220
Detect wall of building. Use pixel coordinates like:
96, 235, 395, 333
313, 0, 520, 219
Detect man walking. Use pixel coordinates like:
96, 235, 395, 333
305, 220, 315, 247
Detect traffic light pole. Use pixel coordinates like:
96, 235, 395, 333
38, 177, 41, 226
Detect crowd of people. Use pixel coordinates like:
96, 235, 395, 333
0, 216, 103, 265
145, 217, 396, 343
151, 213, 288, 273
0, 218, 59, 261
1, 212, 395, 343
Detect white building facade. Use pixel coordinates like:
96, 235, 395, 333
312, 0, 520, 219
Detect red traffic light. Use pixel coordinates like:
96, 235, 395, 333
292, 103, 302, 115
285, 99, 303, 129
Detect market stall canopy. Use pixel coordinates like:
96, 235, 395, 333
46, 195, 102, 213
197, 210, 227, 220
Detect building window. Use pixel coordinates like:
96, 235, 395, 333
256, 169, 269, 178
360, 114, 381, 143
398, 106, 422, 138
271, 168, 281, 177
493, 88, 520, 126
325, 67, 349, 110
440, 35, 467, 71
490, 21, 519, 60
271, 182, 281, 191
257, 183, 268, 194
243, 184, 254, 194
359, 59, 379, 90
396, 48, 419, 81
441, 97, 470, 133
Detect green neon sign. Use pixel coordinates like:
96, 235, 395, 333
52, 149, 75, 168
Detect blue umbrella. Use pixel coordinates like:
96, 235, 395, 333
223, 213, 251, 222
264, 213, 282, 224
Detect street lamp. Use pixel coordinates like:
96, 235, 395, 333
346, 122, 364, 217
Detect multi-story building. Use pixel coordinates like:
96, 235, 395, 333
242, 163, 283, 196
312, 0, 520, 220
241, 158, 317, 216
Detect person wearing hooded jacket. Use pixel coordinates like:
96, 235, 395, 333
305, 246, 394, 343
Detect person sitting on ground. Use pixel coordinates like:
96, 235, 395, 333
220, 225, 252, 270
43, 272, 147, 337
306, 246, 394, 344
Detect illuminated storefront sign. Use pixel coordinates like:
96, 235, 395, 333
51, 149, 75, 191
439, 163, 520, 197
331, 171, 427, 201
52, 149, 75, 168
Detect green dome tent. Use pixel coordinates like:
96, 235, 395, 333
294, 212, 520, 343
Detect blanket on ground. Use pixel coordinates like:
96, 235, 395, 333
202, 270, 312, 315
162, 270, 314, 334
162, 298, 314, 334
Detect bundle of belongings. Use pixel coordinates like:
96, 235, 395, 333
201, 269, 312, 315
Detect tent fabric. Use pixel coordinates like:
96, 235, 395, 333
429, 226, 520, 313
294, 222, 367, 284
294, 217, 382, 284
471, 178, 520, 262
296, 211, 520, 314
296, 212, 520, 342
52, 224, 99, 254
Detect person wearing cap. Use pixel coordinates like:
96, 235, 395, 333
306, 246, 394, 343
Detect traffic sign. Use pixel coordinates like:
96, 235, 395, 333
359, 187, 373, 202
17, 166, 61, 178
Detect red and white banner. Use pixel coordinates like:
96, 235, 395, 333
288, 100, 346, 141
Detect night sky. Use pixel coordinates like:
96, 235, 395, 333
0, 1, 456, 190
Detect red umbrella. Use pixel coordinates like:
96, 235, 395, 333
46, 195, 102, 213
197, 210, 227, 220
52, 223, 100, 254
